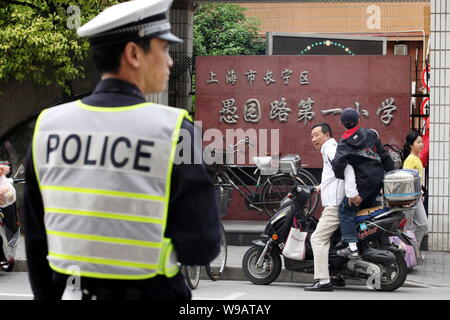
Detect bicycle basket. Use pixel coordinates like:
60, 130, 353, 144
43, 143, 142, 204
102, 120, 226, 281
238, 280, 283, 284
253, 156, 278, 175
279, 154, 301, 173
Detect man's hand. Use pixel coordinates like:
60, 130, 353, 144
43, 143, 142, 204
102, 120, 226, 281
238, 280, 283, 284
315, 185, 321, 193
348, 195, 363, 207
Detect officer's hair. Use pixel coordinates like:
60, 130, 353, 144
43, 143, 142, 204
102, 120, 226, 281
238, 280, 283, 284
312, 123, 333, 138
92, 37, 152, 74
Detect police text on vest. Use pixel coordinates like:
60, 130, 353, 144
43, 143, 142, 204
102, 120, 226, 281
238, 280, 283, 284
43, 132, 161, 173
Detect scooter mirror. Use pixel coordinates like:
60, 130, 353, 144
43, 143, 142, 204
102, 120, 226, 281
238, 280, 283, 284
13, 164, 25, 180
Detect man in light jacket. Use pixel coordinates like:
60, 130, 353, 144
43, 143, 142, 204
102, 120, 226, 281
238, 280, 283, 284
304, 123, 359, 292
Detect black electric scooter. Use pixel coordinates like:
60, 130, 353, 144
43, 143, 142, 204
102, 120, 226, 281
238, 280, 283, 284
242, 186, 412, 291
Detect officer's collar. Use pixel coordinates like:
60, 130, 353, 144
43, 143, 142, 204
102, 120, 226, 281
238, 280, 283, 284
93, 78, 145, 101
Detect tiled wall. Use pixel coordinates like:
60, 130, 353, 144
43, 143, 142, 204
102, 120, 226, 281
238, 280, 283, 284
429, 0, 450, 251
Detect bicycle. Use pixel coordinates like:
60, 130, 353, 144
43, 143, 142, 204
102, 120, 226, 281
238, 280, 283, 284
205, 222, 227, 281
183, 222, 227, 285
207, 138, 319, 218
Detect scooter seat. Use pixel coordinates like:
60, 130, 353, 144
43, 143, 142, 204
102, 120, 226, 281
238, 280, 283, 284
354, 207, 390, 223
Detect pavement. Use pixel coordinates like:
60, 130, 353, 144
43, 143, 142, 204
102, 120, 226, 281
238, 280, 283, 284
8, 221, 450, 288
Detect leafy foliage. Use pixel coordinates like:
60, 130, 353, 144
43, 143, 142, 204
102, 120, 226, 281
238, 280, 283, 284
0, 0, 120, 94
193, 4, 265, 57
0, 2, 264, 94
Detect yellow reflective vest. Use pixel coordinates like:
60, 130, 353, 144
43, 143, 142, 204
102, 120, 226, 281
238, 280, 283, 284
32, 100, 190, 280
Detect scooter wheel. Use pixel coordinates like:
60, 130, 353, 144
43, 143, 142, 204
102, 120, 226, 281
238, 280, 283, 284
376, 251, 408, 292
242, 245, 281, 285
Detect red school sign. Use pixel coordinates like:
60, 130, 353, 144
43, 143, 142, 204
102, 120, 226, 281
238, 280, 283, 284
195, 55, 411, 168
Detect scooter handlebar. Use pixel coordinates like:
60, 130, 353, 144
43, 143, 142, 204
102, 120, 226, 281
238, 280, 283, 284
294, 185, 317, 194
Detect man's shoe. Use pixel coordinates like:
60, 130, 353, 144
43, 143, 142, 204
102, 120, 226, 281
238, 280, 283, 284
330, 275, 346, 287
336, 247, 360, 259
304, 281, 333, 292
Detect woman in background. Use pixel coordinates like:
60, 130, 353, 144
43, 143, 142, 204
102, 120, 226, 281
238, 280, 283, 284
402, 130, 428, 249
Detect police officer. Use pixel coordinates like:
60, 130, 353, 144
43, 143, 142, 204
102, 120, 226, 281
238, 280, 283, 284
23, 0, 220, 300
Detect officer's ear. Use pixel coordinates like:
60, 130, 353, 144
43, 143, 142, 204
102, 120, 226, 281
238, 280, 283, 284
122, 41, 141, 69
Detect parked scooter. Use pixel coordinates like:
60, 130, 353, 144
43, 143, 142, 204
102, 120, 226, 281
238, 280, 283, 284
0, 164, 25, 272
242, 186, 413, 291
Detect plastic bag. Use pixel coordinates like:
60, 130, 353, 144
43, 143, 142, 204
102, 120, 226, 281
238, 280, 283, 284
0, 175, 16, 208
282, 218, 307, 261
390, 235, 417, 269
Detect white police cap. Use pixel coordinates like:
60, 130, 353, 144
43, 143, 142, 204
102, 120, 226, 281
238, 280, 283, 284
77, 0, 182, 46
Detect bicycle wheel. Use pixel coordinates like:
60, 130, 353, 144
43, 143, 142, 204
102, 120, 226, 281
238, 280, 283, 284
296, 168, 320, 216
261, 174, 298, 217
183, 265, 201, 290
205, 223, 227, 281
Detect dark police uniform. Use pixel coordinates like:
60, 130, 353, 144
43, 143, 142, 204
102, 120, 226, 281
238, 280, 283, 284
23, 0, 220, 300
23, 78, 220, 300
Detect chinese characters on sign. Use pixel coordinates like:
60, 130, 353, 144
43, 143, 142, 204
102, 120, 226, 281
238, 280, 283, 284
219, 97, 397, 125
269, 98, 291, 122
225, 70, 238, 85
281, 69, 292, 85
321, 102, 370, 118
263, 70, 276, 85
245, 70, 257, 84
297, 98, 315, 124
376, 98, 397, 125
207, 69, 311, 86
300, 71, 310, 85
243, 99, 262, 123
205, 66, 398, 126
206, 71, 218, 84
196, 55, 411, 169
220, 98, 239, 124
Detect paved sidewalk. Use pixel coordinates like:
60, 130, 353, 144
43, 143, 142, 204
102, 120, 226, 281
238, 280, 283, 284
221, 245, 450, 288
406, 251, 450, 287
11, 236, 450, 288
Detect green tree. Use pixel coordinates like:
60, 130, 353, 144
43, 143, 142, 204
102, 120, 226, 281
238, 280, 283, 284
0, 0, 120, 95
193, 4, 265, 57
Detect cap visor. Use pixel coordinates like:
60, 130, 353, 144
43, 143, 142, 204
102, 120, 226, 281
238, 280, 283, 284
157, 32, 183, 44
